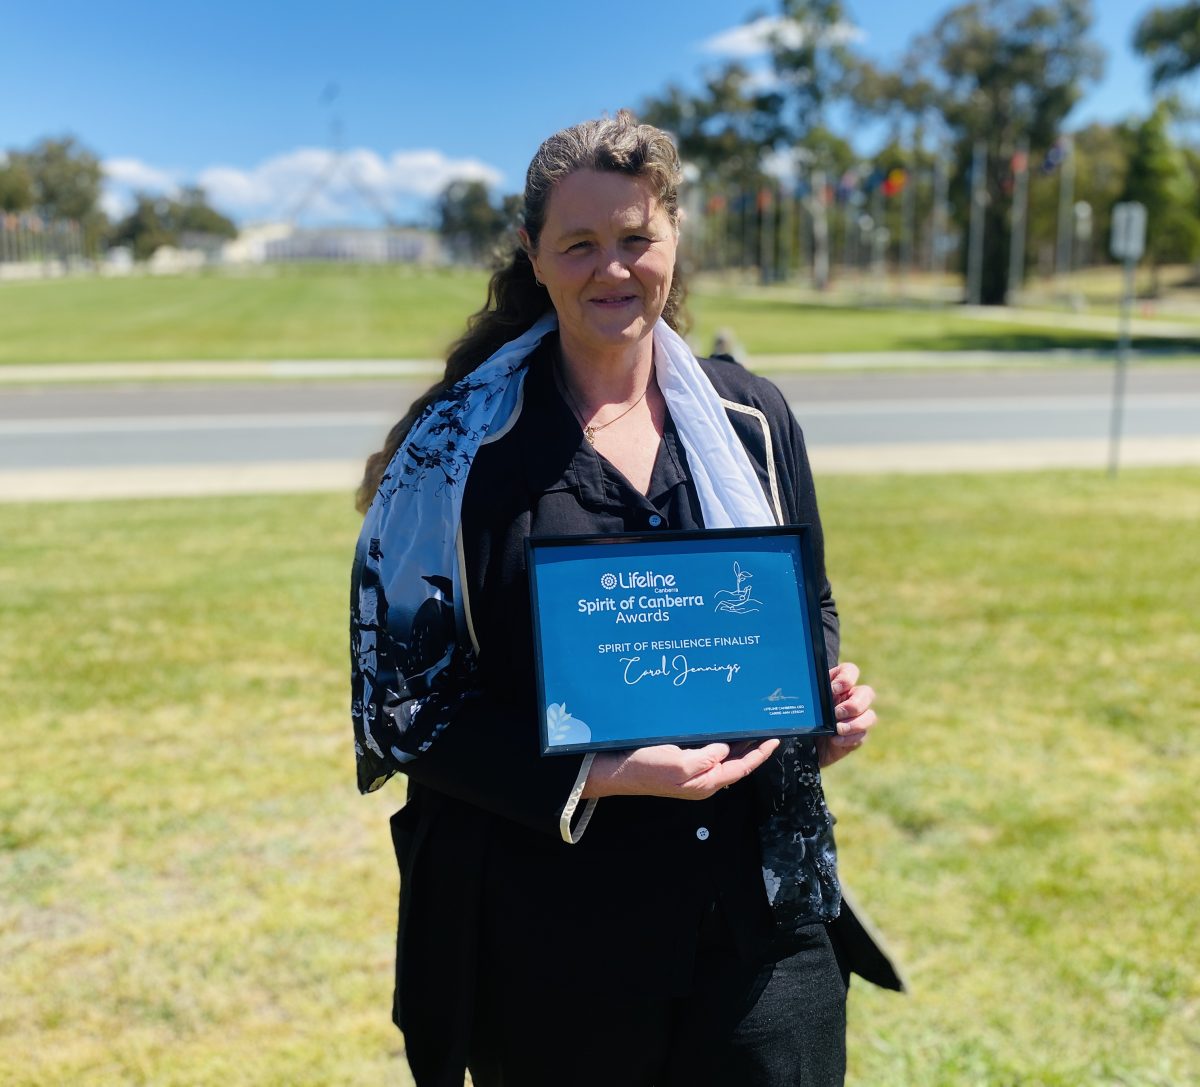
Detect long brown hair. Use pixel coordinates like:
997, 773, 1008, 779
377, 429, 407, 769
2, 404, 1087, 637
355, 110, 689, 512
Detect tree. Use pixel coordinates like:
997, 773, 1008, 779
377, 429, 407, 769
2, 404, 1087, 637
172, 185, 238, 240
109, 195, 175, 260
1120, 103, 1200, 291
20, 136, 104, 222
5, 136, 107, 253
1134, 3, 1200, 89
902, 0, 1104, 303
1023, 122, 1127, 275
768, 0, 873, 138
0, 155, 33, 212
642, 3, 878, 283
109, 187, 237, 261
641, 63, 780, 185
436, 180, 509, 262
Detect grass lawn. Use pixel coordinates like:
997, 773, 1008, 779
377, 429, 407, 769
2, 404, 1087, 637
4, 265, 1198, 364
2, 469, 1197, 1085
684, 290, 1186, 356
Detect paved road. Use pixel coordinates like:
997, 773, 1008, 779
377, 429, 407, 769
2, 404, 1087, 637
2, 365, 1197, 500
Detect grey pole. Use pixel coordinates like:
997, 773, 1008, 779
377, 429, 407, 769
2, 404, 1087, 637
741, 186, 753, 275
1007, 139, 1030, 301
967, 140, 987, 305
778, 180, 793, 282
810, 169, 829, 291
1055, 134, 1075, 280
900, 157, 916, 290
1108, 201, 1147, 478
1108, 256, 1135, 477
759, 185, 774, 284
933, 156, 950, 277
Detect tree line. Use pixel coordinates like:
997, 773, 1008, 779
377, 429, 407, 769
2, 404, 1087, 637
0, 136, 236, 261
439, 0, 1200, 304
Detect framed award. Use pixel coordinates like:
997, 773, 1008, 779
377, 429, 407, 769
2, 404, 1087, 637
525, 526, 837, 755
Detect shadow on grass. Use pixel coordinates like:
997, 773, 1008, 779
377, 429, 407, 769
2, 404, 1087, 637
893, 330, 1200, 353
696, 298, 1200, 354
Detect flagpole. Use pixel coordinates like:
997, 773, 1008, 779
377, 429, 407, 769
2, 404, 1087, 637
759, 185, 774, 285
1055, 134, 1075, 281
778, 179, 793, 282
811, 168, 829, 290
967, 140, 987, 305
1007, 139, 1030, 302
932, 154, 949, 279
900, 159, 915, 294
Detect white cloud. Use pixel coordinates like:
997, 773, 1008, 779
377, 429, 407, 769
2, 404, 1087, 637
699, 15, 863, 58
99, 189, 131, 220
197, 146, 504, 223
97, 147, 504, 225
741, 67, 783, 95
100, 156, 181, 221
103, 157, 178, 191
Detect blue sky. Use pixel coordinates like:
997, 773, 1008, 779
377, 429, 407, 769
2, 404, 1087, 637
1, 0, 1171, 225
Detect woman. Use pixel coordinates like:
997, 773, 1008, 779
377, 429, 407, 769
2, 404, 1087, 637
351, 112, 891, 1087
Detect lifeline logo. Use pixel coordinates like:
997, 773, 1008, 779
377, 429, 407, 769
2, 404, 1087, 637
602, 570, 678, 590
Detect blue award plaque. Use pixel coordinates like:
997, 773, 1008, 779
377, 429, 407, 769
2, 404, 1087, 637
526, 526, 837, 755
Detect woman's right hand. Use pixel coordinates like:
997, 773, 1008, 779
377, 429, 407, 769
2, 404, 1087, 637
580, 738, 780, 800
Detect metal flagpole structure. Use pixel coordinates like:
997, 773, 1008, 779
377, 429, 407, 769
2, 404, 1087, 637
932, 155, 950, 277
778, 179, 793, 281
1055, 134, 1075, 280
759, 185, 774, 284
966, 140, 987, 305
810, 168, 829, 290
1108, 201, 1147, 477
1007, 139, 1030, 301
900, 156, 916, 288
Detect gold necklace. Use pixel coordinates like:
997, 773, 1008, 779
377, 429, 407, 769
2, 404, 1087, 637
558, 368, 649, 447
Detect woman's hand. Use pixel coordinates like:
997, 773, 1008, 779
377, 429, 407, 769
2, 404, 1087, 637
818, 661, 877, 769
580, 661, 875, 796
580, 738, 780, 800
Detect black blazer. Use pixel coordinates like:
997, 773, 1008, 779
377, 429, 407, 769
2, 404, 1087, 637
383, 341, 903, 1083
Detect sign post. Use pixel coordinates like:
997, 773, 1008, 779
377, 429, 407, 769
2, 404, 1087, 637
1108, 202, 1146, 477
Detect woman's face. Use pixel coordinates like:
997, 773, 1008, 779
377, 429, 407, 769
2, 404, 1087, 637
526, 169, 678, 360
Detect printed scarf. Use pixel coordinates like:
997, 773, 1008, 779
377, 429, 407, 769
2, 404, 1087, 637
350, 313, 841, 926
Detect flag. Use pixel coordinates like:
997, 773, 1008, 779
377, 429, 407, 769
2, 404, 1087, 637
1040, 138, 1068, 175
836, 170, 858, 203
881, 168, 907, 197
864, 167, 886, 193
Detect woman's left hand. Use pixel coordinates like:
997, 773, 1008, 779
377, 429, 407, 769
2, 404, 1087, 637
817, 661, 876, 769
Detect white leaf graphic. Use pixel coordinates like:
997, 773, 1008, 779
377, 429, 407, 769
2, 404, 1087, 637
546, 702, 591, 745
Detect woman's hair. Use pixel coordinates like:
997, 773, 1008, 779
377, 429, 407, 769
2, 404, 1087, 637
355, 110, 687, 512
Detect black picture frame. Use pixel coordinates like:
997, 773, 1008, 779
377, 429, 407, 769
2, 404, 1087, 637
525, 525, 837, 755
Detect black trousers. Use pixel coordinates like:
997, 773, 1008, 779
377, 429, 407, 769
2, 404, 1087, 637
467, 919, 847, 1087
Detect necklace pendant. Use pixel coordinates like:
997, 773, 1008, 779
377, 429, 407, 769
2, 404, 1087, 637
583, 425, 596, 446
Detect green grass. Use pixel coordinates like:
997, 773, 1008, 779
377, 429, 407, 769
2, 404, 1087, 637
0, 265, 488, 364
2, 470, 1198, 1085
685, 291, 1180, 356
4, 265, 1198, 364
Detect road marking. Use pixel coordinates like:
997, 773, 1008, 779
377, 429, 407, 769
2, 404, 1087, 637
789, 395, 1200, 416
0, 359, 444, 383
809, 438, 1200, 473
2, 439, 1198, 501
2, 395, 1198, 436
0, 460, 362, 501
0, 411, 394, 435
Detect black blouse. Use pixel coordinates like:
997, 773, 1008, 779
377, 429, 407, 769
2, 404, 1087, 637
390, 337, 840, 999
